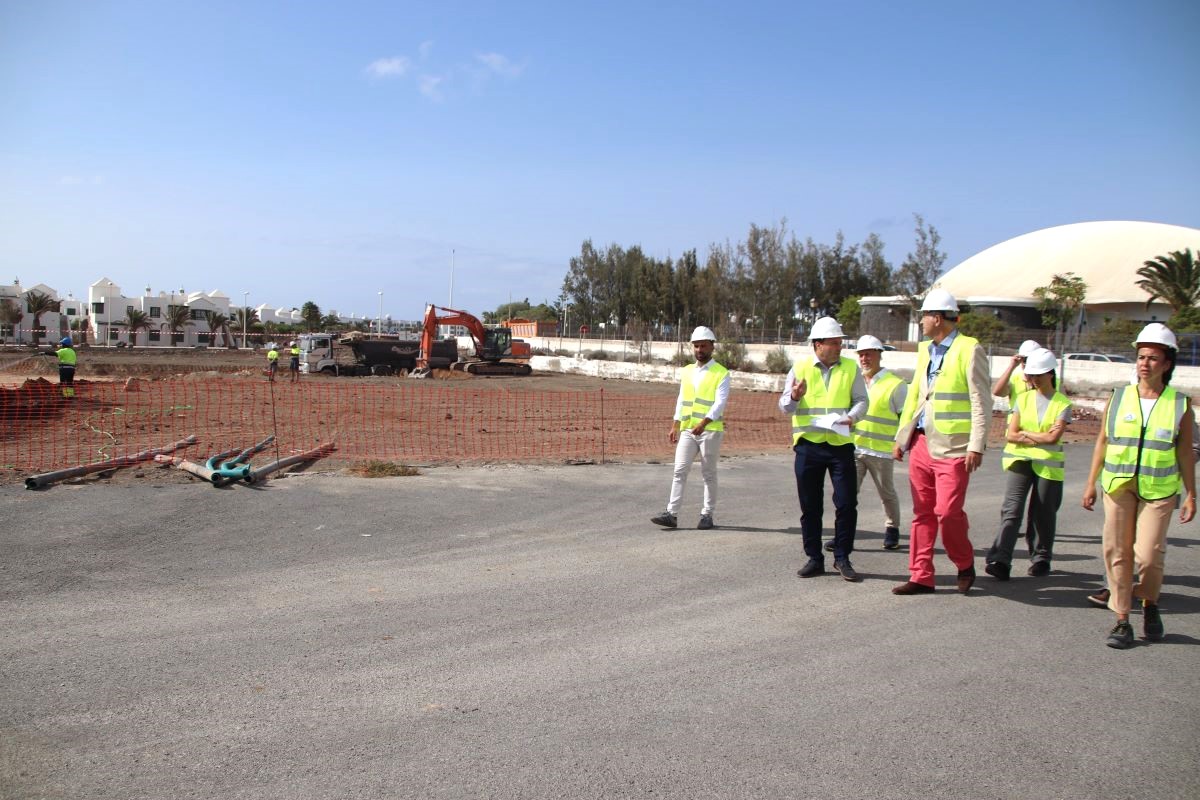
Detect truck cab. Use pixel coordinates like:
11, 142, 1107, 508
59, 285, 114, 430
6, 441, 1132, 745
297, 334, 337, 374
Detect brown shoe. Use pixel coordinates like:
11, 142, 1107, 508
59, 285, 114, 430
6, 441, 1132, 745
957, 566, 976, 594
1087, 588, 1110, 608
892, 581, 935, 595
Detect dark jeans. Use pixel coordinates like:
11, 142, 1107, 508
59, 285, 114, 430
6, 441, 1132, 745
793, 440, 857, 562
987, 460, 1063, 566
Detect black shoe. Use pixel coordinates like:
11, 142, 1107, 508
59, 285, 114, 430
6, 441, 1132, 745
985, 561, 1011, 581
1106, 621, 1134, 649
1087, 588, 1110, 608
650, 512, 677, 528
1143, 603, 1164, 641
834, 560, 860, 582
697, 514, 714, 530
1027, 561, 1051, 577
882, 527, 901, 550
892, 581, 935, 595
797, 558, 825, 578
823, 540, 835, 553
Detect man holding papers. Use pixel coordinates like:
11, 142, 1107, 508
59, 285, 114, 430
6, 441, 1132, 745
779, 317, 868, 581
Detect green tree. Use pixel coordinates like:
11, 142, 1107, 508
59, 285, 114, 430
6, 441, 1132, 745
301, 301, 321, 331
1168, 305, 1200, 333
957, 311, 1007, 347
122, 309, 151, 347
1033, 272, 1088, 353
1136, 248, 1200, 315
320, 313, 342, 330
0, 298, 24, 343
23, 290, 59, 345
893, 213, 946, 310
234, 306, 259, 347
164, 304, 190, 346
836, 296, 862, 336
206, 311, 232, 348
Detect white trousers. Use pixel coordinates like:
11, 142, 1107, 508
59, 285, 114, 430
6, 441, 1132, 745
666, 430, 724, 517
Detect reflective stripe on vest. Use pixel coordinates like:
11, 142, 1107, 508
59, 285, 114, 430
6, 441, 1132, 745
792, 356, 855, 446
679, 362, 728, 432
1002, 389, 1071, 481
898, 334, 980, 436
1101, 385, 1186, 499
854, 371, 902, 454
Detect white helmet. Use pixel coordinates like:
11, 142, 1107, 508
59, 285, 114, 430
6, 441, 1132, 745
1017, 339, 1041, 358
289, 340, 296, 346
856, 334, 885, 352
809, 317, 845, 340
1023, 348, 1058, 376
689, 326, 717, 343
920, 288, 959, 314
1133, 323, 1178, 350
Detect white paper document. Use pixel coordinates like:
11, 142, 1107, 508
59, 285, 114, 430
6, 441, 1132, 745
812, 413, 851, 438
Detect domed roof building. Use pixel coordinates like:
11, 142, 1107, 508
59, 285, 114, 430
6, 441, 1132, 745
861, 220, 1200, 343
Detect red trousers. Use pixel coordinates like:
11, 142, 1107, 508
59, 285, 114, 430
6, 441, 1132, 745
907, 433, 975, 586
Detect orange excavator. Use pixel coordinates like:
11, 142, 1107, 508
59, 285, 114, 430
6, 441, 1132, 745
411, 303, 533, 377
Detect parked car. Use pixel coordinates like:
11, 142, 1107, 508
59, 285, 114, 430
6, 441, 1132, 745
1063, 352, 1133, 363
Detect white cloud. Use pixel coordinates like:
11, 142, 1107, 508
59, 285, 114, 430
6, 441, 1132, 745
418, 74, 445, 101
475, 52, 524, 78
418, 40, 434, 60
365, 56, 411, 78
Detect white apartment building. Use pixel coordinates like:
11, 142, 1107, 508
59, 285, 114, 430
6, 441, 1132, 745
0, 279, 70, 344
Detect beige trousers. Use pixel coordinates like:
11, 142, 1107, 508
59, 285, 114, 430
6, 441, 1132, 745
855, 453, 900, 529
1102, 483, 1174, 615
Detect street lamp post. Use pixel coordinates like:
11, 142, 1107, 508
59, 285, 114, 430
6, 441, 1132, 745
242, 292, 249, 349
377, 291, 383, 336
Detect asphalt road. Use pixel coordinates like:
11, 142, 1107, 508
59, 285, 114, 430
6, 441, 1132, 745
2, 445, 1198, 799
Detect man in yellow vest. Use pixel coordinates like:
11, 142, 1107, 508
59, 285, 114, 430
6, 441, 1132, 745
651, 326, 730, 530
266, 343, 279, 382
891, 289, 993, 595
46, 336, 77, 398
289, 340, 301, 383
780, 316, 868, 581
851, 334, 907, 551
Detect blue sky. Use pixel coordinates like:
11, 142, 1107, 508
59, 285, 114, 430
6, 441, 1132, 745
2, 0, 1197, 321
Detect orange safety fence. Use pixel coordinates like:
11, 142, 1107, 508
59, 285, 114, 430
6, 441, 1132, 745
0, 378, 792, 474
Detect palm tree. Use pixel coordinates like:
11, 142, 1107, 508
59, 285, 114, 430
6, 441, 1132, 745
1137, 249, 1200, 314
234, 306, 258, 348
165, 304, 191, 346
206, 310, 232, 348
123, 309, 151, 348
23, 290, 60, 345
0, 298, 23, 344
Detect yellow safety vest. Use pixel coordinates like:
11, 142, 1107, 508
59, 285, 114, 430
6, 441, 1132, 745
56, 347, 77, 367
1101, 385, 1187, 500
792, 356, 856, 446
1003, 389, 1071, 481
1007, 366, 1029, 410
290, 347, 300, 358
899, 334, 980, 437
267, 349, 279, 363
854, 370, 903, 455
678, 361, 728, 432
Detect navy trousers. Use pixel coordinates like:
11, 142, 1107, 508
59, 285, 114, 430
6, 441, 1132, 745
793, 439, 858, 562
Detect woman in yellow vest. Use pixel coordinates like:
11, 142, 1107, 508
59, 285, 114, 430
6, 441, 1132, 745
985, 348, 1071, 580
1082, 323, 1196, 649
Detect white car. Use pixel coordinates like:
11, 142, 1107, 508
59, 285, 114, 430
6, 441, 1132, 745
1063, 352, 1133, 364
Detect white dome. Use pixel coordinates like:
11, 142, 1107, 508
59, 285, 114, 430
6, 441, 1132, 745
934, 221, 1200, 305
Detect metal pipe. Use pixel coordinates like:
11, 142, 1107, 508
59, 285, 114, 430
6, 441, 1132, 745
246, 443, 336, 484
154, 455, 221, 483
25, 435, 198, 490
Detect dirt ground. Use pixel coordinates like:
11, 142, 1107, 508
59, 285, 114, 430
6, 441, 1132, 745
0, 345, 1103, 488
